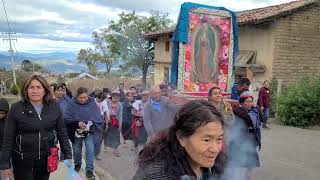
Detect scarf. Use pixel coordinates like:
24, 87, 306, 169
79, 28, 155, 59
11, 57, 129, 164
64, 97, 104, 131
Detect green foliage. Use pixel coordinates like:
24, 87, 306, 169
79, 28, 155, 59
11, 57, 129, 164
57, 76, 66, 83
33, 63, 47, 72
79, 11, 172, 87
92, 31, 120, 74
5, 71, 27, 95
106, 11, 172, 87
10, 84, 20, 95
21, 60, 47, 73
21, 59, 33, 72
77, 48, 98, 75
277, 77, 320, 127
270, 77, 278, 117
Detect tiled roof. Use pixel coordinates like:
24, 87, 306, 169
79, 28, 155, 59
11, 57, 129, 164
145, 0, 319, 38
237, 0, 318, 26
144, 27, 175, 38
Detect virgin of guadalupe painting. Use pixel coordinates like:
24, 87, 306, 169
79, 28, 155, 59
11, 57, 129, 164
191, 19, 221, 85
170, 2, 238, 93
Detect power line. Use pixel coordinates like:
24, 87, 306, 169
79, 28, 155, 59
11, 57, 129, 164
1, 0, 11, 33
13, 41, 21, 62
2, 0, 22, 67
1, 0, 18, 87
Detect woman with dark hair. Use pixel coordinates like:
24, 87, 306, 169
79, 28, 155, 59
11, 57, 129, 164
208, 86, 234, 124
105, 91, 123, 157
122, 91, 134, 144
54, 83, 71, 114
64, 87, 104, 179
54, 83, 72, 160
94, 91, 109, 160
133, 100, 225, 180
257, 80, 272, 129
61, 83, 73, 98
208, 86, 234, 153
49, 83, 57, 100
131, 91, 149, 152
102, 88, 111, 99
224, 91, 261, 180
0, 75, 72, 180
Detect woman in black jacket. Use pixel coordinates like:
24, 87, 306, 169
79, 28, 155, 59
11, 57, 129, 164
0, 75, 72, 180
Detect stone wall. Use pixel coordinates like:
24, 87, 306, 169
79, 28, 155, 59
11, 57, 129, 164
272, 4, 320, 84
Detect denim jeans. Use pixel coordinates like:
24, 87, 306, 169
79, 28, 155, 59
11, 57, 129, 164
72, 133, 94, 172
263, 108, 270, 127
94, 129, 103, 157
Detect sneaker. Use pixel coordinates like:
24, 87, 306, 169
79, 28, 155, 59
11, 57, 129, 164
113, 149, 120, 157
262, 125, 270, 129
86, 171, 95, 180
95, 155, 102, 160
103, 146, 108, 152
74, 164, 81, 173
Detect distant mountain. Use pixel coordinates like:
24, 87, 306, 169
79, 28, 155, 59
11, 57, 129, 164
0, 51, 130, 74
0, 51, 87, 72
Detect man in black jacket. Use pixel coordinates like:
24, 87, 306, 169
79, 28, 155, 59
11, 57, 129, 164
0, 98, 9, 150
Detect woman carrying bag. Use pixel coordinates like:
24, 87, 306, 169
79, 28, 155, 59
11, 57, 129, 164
0, 75, 72, 180
64, 87, 104, 180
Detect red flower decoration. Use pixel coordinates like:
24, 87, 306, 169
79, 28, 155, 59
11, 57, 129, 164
185, 50, 191, 60
199, 84, 207, 92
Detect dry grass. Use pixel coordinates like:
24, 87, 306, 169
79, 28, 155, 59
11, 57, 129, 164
67, 77, 152, 93
1, 94, 20, 105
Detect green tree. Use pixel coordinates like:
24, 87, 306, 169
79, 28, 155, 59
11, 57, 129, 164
92, 31, 120, 74
77, 48, 98, 75
33, 63, 48, 72
106, 11, 172, 88
21, 59, 33, 72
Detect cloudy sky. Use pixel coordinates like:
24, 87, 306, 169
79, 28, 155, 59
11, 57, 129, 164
0, 0, 294, 53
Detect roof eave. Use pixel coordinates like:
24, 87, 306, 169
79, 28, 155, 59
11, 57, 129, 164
238, 1, 319, 26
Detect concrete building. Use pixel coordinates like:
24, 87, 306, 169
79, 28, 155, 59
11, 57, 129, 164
145, 0, 320, 92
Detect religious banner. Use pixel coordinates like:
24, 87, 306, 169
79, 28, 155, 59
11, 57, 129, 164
170, 3, 239, 95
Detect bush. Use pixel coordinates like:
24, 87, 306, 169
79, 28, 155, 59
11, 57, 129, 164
270, 77, 278, 118
277, 77, 320, 127
10, 84, 20, 95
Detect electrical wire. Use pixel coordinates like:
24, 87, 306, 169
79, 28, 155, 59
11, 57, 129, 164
1, 0, 22, 65
1, 0, 12, 33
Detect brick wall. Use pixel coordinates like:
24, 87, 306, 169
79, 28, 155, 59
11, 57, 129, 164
272, 4, 320, 84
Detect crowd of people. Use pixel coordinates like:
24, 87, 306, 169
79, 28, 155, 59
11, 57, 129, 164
0, 74, 272, 180
134, 77, 271, 180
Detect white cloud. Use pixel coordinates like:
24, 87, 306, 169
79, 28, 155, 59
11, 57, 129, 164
16, 10, 77, 25
63, 0, 122, 18
0, 0, 295, 53
0, 38, 91, 53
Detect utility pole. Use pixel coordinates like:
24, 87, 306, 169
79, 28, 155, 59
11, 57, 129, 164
2, 32, 17, 87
